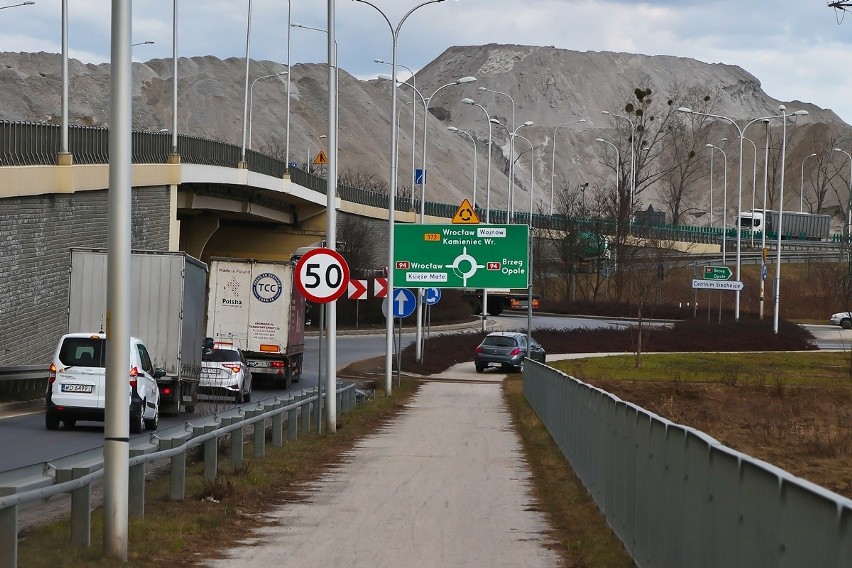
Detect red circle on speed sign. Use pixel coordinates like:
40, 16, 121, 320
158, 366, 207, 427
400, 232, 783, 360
294, 248, 350, 304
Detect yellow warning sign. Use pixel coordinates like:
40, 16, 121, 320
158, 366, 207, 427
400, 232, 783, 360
451, 199, 480, 224
313, 150, 328, 165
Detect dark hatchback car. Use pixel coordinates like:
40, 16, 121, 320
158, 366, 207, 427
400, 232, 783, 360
474, 331, 546, 373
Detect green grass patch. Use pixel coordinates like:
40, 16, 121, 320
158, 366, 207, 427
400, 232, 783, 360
551, 351, 852, 385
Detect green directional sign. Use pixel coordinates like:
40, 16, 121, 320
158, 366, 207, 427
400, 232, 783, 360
703, 265, 732, 280
393, 224, 529, 289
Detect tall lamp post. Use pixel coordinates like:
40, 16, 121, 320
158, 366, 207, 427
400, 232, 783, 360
835, 148, 852, 242
376, 59, 418, 192
515, 133, 536, 358
490, 118, 533, 221
479, 87, 516, 218
595, 138, 620, 228
353, 0, 449, 396
744, 136, 758, 246
602, 110, 636, 230
800, 153, 817, 212
462, 97, 492, 332
248, 71, 287, 150
448, 127, 478, 207
239, 0, 254, 166
707, 143, 727, 323
550, 119, 586, 215
677, 106, 808, 322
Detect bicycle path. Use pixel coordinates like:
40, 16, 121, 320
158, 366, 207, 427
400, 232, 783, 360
206, 367, 561, 567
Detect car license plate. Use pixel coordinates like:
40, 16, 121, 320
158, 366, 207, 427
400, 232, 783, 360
61, 383, 93, 393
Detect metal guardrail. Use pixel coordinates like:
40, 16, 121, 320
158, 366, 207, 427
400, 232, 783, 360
523, 360, 852, 567
0, 383, 360, 568
0, 366, 46, 396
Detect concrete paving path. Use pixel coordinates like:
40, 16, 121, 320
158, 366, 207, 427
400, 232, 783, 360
207, 370, 560, 567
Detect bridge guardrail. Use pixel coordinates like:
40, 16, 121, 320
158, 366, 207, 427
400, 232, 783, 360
523, 360, 852, 567
0, 366, 46, 397
0, 383, 360, 568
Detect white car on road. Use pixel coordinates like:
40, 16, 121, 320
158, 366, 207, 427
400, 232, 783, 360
45, 333, 162, 433
829, 312, 852, 329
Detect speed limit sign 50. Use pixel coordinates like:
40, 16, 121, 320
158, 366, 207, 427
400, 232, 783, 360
294, 248, 351, 304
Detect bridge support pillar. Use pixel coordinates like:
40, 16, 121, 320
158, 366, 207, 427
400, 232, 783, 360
56, 152, 73, 166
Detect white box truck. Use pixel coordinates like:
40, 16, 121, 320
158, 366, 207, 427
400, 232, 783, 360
206, 258, 305, 388
67, 249, 208, 415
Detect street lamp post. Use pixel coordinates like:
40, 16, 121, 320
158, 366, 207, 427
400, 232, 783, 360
448, 127, 478, 207
462, 97, 492, 332
773, 107, 792, 334
602, 110, 636, 230
248, 71, 287, 150
376, 59, 418, 193
550, 119, 586, 215
596, 138, 620, 229
353, 0, 449, 396
677, 106, 808, 322
707, 143, 727, 323
744, 137, 758, 246
800, 153, 817, 213
490, 118, 533, 221
239, 0, 254, 166
834, 148, 852, 241
515, 133, 536, 358
479, 87, 515, 218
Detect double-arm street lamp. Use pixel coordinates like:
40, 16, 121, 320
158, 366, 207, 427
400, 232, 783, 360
248, 71, 287, 150
800, 153, 818, 213
677, 106, 808, 322
479, 87, 516, 219
353, 0, 449, 396
515, 132, 536, 358
550, 119, 586, 214
490, 118, 534, 221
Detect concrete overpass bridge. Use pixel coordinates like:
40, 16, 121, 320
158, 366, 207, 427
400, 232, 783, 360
0, 120, 723, 367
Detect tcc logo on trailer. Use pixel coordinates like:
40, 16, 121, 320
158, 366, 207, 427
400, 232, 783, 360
252, 273, 282, 303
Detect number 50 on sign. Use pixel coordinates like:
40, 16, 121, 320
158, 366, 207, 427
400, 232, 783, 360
294, 248, 350, 304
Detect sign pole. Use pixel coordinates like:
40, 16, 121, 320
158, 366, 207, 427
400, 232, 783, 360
317, 303, 324, 435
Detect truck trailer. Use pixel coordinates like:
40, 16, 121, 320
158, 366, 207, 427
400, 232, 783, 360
738, 209, 831, 241
67, 249, 207, 415
206, 258, 305, 388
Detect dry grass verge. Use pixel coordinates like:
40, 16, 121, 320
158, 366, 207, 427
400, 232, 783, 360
16, 378, 420, 567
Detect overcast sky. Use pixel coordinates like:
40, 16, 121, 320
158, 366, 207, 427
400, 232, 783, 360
2, 1, 851, 124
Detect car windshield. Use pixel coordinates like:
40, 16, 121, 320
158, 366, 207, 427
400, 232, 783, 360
203, 349, 242, 363
59, 337, 105, 367
482, 336, 518, 347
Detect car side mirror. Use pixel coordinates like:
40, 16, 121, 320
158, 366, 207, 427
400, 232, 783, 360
153, 368, 166, 379
203, 337, 214, 349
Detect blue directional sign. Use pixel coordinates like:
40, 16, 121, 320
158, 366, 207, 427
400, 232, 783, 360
391, 288, 417, 318
415, 168, 425, 185
422, 288, 442, 305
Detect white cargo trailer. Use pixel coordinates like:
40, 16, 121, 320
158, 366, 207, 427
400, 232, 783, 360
738, 210, 831, 240
68, 249, 207, 414
206, 258, 305, 388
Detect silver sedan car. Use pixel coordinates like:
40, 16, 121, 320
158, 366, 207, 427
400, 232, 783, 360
474, 331, 546, 373
200, 345, 253, 403
830, 312, 852, 329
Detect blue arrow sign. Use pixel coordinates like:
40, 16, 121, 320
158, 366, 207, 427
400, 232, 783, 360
422, 288, 442, 305
415, 168, 425, 185
392, 288, 417, 318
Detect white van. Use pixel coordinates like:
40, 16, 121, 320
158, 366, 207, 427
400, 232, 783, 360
45, 333, 162, 433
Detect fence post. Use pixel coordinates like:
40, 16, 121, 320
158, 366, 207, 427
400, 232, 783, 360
128, 451, 146, 519
287, 395, 299, 442
301, 391, 313, 433
0, 501, 17, 568
271, 400, 284, 448
250, 407, 265, 459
